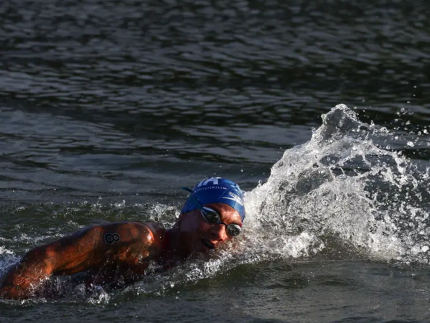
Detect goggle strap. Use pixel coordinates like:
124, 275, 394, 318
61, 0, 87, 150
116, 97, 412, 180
182, 187, 205, 209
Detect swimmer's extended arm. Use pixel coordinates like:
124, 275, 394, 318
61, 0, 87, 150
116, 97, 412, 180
0, 222, 163, 299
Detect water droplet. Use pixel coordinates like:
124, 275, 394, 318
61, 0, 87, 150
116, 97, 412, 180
407, 141, 414, 147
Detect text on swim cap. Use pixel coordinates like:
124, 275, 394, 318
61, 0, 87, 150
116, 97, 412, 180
198, 177, 221, 187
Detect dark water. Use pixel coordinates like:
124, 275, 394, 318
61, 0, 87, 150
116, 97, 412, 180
1, 0, 430, 322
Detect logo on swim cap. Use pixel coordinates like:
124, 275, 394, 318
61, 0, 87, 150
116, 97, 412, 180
182, 177, 246, 221
223, 191, 244, 206
197, 178, 220, 187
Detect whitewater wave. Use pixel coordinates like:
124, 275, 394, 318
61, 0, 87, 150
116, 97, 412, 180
245, 104, 430, 265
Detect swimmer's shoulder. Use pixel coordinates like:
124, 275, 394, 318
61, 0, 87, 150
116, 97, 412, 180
115, 221, 166, 252
140, 221, 167, 249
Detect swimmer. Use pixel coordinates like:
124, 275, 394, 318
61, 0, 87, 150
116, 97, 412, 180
0, 177, 245, 299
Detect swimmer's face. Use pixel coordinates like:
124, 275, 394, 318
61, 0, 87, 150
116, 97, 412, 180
178, 203, 243, 256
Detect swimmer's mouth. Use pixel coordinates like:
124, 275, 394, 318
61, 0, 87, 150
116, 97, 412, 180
201, 239, 215, 250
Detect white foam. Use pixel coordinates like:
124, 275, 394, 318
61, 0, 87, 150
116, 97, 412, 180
0, 246, 14, 255
243, 104, 427, 264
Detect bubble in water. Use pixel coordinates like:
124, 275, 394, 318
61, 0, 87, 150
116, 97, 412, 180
87, 286, 110, 305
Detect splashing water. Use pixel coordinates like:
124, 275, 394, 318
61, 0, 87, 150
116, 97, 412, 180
245, 104, 430, 265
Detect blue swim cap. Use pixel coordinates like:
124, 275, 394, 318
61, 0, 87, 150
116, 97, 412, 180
181, 177, 245, 221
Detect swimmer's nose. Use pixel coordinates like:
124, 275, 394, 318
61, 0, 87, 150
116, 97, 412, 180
209, 223, 229, 243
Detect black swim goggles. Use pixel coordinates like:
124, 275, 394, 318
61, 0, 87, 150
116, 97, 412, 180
182, 187, 242, 237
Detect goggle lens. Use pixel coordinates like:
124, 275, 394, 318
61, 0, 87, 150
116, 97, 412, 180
226, 224, 242, 237
201, 207, 242, 237
202, 208, 221, 224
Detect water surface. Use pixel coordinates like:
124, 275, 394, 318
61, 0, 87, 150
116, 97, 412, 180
1, 0, 430, 322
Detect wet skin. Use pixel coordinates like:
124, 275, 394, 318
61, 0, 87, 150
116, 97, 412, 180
0, 203, 242, 299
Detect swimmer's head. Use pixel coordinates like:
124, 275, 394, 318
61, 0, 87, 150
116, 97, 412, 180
181, 177, 245, 221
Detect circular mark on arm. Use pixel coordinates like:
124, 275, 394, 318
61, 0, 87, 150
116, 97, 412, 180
104, 233, 120, 244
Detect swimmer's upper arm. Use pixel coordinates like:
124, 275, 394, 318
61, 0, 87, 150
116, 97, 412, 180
0, 225, 106, 299
0, 222, 164, 299
53, 222, 164, 274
